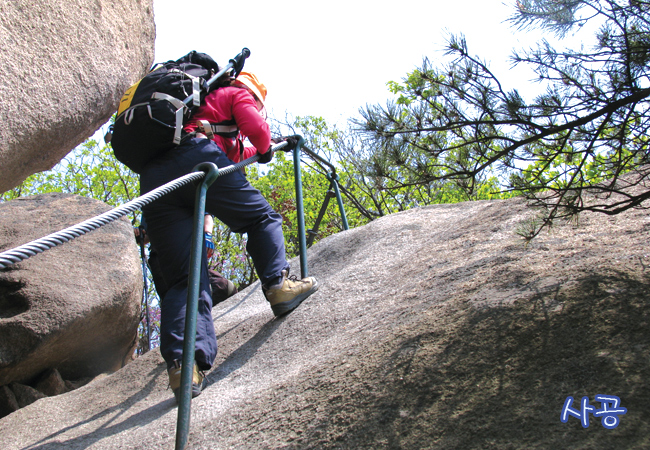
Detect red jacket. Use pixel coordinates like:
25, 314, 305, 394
184, 86, 271, 163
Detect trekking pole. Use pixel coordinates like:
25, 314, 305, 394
182, 48, 251, 107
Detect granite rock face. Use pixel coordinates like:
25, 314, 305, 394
0, 196, 648, 449
0, 193, 142, 387
0, 0, 155, 193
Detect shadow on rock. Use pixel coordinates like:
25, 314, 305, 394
22, 364, 170, 450
293, 269, 650, 449
207, 317, 284, 387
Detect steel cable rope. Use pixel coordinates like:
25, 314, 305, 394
0, 143, 288, 270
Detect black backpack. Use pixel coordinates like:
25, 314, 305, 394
108, 51, 235, 173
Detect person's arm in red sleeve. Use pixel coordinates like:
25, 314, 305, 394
230, 89, 271, 159
240, 144, 260, 160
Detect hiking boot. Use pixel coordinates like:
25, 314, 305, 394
225, 279, 237, 297
168, 360, 206, 403
209, 269, 238, 304
263, 270, 319, 317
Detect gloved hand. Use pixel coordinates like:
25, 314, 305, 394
257, 149, 274, 164
276, 135, 301, 152
134, 226, 148, 246
205, 232, 215, 259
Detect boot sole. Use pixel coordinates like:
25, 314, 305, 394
271, 280, 320, 317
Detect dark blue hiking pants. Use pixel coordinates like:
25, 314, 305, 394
140, 137, 289, 370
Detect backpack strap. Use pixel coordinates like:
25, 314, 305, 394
152, 92, 187, 145
168, 68, 202, 107
196, 119, 239, 139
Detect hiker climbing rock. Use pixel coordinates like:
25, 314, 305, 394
138, 65, 319, 402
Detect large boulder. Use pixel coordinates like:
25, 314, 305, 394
0, 0, 155, 193
0, 195, 649, 448
0, 193, 142, 386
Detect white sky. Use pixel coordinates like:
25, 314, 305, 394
152, 0, 579, 128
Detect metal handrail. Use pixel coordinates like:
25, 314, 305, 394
0, 136, 348, 450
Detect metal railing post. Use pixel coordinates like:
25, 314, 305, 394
326, 172, 349, 231
175, 162, 219, 450
292, 137, 309, 279
306, 184, 335, 248
290, 141, 350, 252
